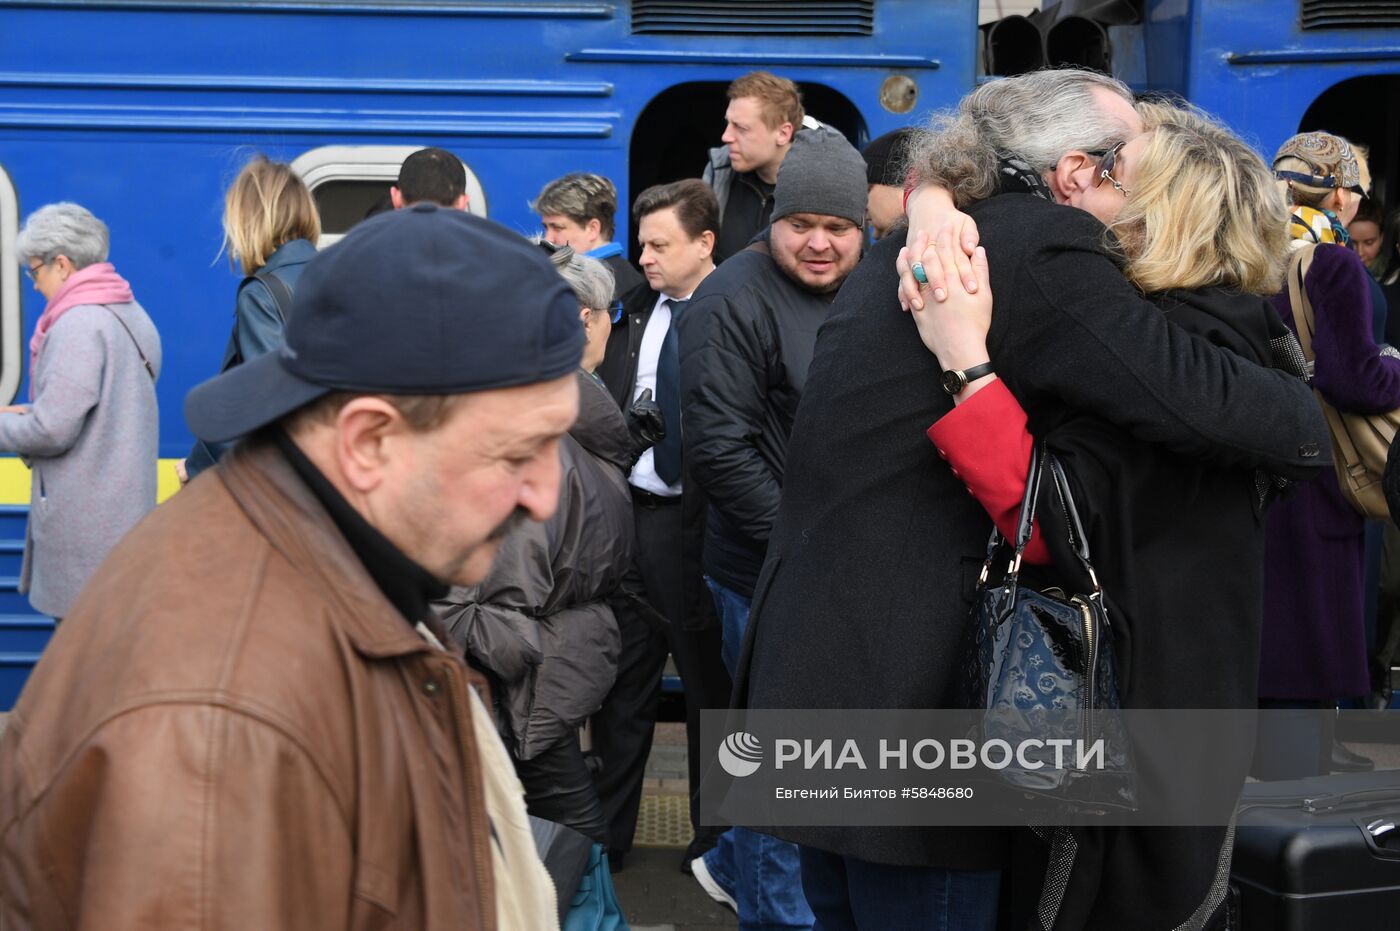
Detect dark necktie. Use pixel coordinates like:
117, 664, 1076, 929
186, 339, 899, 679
652, 298, 688, 485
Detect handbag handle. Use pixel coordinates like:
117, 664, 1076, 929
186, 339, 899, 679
981, 442, 1103, 599
980, 441, 1048, 585
1046, 453, 1103, 599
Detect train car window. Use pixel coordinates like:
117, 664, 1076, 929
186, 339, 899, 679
0, 168, 21, 404
290, 146, 487, 247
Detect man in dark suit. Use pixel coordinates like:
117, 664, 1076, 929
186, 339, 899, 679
737, 70, 1330, 930
593, 178, 731, 871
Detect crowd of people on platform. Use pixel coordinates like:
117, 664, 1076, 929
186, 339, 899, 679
0, 66, 1396, 931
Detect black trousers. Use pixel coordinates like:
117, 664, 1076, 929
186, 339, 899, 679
515, 737, 609, 844
591, 494, 731, 852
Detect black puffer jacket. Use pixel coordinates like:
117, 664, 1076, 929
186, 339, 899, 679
434, 370, 635, 761
677, 240, 836, 598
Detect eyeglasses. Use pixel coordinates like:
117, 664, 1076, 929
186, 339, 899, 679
1094, 141, 1131, 197
24, 261, 44, 281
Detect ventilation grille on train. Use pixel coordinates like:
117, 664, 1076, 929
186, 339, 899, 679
1301, 0, 1400, 29
631, 0, 875, 36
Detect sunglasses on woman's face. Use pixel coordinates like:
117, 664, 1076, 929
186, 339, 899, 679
1094, 141, 1131, 197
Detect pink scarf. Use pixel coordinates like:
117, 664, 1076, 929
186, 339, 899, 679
28, 262, 134, 398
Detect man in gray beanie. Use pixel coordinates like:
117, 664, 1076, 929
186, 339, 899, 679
674, 125, 866, 926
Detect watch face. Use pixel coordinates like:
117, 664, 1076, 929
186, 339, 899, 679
942, 370, 965, 396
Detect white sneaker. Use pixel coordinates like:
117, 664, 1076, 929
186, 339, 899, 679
690, 853, 738, 913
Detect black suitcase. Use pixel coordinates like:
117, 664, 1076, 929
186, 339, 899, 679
1230, 770, 1400, 930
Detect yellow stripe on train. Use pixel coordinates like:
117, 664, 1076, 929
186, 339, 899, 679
0, 458, 185, 506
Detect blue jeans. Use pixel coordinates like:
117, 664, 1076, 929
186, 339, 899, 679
703, 577, 815, 931
798, 847, 1001, 931
707, 575, 751, 675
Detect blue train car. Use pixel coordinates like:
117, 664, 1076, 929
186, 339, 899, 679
2, 0, 1395, 707
0, 0, 979, 705
1147, 0, 1400, 203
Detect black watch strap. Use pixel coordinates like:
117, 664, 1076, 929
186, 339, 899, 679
942, 361, 995, 396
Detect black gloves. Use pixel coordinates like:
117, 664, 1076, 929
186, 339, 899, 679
625, 388, 666, 468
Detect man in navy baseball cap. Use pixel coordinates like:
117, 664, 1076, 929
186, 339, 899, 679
0, 203, 578, 927
186, 201, 585, 584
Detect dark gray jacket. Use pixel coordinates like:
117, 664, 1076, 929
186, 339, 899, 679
435, 370, 635, 761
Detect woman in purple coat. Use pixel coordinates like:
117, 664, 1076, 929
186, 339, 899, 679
1259, 131, 1400, 777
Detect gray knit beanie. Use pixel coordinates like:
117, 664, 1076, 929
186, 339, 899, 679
771, 127, 869, 228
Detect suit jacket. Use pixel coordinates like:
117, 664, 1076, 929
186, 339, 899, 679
737, 194, 1329, 870
597, 280, 717, 632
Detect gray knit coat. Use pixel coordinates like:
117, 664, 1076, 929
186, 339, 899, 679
0, 302, 161, 617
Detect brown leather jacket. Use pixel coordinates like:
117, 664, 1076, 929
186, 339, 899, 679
0, 438, 533, 929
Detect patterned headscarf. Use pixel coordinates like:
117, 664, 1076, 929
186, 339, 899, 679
1273, 132, 1360, 249
1272, 131, 1362, 193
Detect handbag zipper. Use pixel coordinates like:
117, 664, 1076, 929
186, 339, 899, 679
1051, 465, 1103, 757
1077, 598, 1098, 753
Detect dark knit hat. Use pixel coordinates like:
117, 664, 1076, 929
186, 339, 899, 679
771, 127, 869, 228
862, 127, 919, 187
186, 204, 583, 442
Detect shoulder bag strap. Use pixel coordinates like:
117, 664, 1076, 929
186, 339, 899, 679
1287, 245, 1373, 487
1286, 245, 1320, 363
98, 305, 155, 381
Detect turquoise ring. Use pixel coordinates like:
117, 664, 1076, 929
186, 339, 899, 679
911, 262, 929, 285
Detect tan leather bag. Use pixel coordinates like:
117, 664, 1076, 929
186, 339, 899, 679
1286, 244, 1400, 520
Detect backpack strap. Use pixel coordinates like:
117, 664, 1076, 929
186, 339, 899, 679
229, 266, 294, 365
252, 264, 294, 325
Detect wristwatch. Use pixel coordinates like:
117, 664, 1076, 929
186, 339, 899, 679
941, 361, 995, 396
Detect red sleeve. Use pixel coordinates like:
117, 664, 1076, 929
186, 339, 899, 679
902, 171, 919, 213
926, 379, 1051, 564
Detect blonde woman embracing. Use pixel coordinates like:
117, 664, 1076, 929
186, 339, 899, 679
904, 101, 1300, 929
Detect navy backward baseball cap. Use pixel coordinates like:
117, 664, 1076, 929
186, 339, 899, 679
186, 203, 584, 443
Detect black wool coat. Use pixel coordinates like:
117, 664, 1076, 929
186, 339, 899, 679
736, 194, 1330, 871
1029, 287, 1290, 929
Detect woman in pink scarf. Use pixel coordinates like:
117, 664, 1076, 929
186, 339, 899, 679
4, 202, 161, 620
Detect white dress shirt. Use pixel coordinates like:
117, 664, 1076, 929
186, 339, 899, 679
629, 293, 691, 496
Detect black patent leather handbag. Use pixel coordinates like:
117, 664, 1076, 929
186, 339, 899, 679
964, 443, 1136, 812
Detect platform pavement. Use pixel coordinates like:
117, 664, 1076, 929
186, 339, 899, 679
614, 721, 738, 929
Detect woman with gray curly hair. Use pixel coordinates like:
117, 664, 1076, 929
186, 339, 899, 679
549, 244, 617, 372
6, 202, 160, 620
431, 240, 640, 905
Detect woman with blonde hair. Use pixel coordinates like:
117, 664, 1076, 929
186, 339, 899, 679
903, 101, 1301, 928
181, 155, 320, 480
